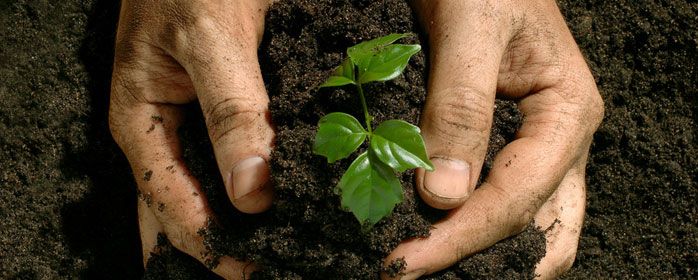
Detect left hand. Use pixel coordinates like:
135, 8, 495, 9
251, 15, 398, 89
383, 0, 604, 279
109, 1, 275, 278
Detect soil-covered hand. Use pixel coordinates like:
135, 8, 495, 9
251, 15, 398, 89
384, 0, 604, 279
109, 1, 274, 278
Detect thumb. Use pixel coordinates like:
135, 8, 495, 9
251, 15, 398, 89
175, 9, 274, 214
414, 1, 510, 210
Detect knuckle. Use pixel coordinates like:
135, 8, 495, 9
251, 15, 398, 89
203, 97, 268, 145
488, 182, 541, 234
559, 70, 605, 132
566, 88, 605, 139
424, 86, 492, 145
114, 34, 149, 66
108, 71, 146, 148
541, 81, 604, 145
157, 15, 208, 56
108, 77, 131, 147
155, 2, 261, 59
110, 66, 147, 105
586, 90, 605, 129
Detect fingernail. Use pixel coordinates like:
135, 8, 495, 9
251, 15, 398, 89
401, 269, 426, 280
230, 157, 270, 200
422, 157, 470, 199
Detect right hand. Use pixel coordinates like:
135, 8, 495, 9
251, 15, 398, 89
109, 1, 274, 278
383, 0, 604, 278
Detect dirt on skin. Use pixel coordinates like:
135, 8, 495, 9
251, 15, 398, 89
0, 0, 696, 279
166, 1, 543, 279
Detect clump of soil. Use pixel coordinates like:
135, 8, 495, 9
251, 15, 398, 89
158, 0, 545, 279
143, 235, 218, 280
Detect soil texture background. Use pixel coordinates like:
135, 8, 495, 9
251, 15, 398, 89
0, 0, 696, 279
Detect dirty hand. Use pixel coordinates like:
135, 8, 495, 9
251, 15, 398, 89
109, 0, 274, 278
384, 0, 604, 279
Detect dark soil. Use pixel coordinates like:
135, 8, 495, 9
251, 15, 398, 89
164, 1, 542, 279
0, 0, 695, 279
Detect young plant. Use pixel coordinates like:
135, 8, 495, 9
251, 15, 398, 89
313, 33, 434, 226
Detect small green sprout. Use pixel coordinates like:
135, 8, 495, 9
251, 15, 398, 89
313, 33, 434, 226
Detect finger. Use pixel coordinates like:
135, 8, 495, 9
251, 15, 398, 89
384, 67, 602, 280
412, 1, 514, 209
165, 5, 275, 214
139, 198, 256, 278
110, 89, 253, 280
533, 157, 587, 279
383, 161, 588, 280
384, 182, 530, 279
138, 199, 164, 266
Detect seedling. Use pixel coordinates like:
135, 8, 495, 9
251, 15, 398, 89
313, 33, 433, 226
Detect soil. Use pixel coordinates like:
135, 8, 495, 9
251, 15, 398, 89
0, 0, 695, 279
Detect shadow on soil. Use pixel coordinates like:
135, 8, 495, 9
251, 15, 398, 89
59, 1, 143, 278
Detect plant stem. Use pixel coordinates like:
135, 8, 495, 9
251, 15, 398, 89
356, 83, 372, 134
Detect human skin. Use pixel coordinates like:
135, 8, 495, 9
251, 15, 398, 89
109, 0, 603, 279
382, 0, 604, 279
109, 0, 274, 279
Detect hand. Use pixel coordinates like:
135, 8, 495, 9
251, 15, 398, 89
109, 1, 274, 278
383, 0, 604, 279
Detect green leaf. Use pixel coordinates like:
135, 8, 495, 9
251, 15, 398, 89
358, 44, 421, 84
370, 120, 434, 172
320, 76, 355, 88
336, 57, 355, 80
313, 112, 367, 163
320, 58, 356, 88
348, 33, 411, 72
338, 151, 403, 226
